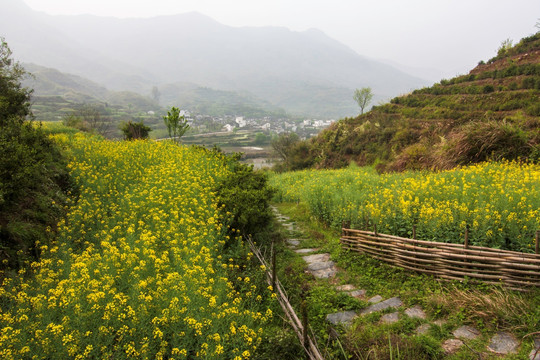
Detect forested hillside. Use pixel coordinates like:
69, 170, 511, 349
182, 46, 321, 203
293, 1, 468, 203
290, 32, 540, 171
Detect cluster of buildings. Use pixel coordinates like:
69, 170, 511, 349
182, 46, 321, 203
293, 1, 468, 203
183, 114, 335, 137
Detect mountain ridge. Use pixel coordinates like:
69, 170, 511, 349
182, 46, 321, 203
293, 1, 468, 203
1, 0, 429, 118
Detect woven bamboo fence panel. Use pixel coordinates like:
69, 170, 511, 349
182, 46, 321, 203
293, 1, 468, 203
341, 228, 540, 291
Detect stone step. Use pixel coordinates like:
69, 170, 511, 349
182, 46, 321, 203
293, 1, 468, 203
307, 261, 335, 272
380, 311, 399, 324
286, 239, 300, 247
530, 337, 540, 360
404, 305, 426, 320
348, 289, 366, 298
294, 248, 319, 254
359, 297, 403, 315
335, 284, 356, 291
311, 267, 337, 279
452, 325, 480, 340
326, 310, 357, 326
302, 253, 330, 263
367, 295, 383, 304
487, 332, 519, 355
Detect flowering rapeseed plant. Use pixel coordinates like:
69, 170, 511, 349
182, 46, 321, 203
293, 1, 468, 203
0, 133, 272, 359
270, 162, 540, 252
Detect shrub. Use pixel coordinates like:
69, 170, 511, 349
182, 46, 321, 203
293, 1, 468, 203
216, 156, 275, 240
120, 120, 152, 140
0, 38, 71, 269
482, 84, 495, 93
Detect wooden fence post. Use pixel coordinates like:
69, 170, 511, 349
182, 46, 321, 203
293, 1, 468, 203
535, 230, 540, 254
412, 225, 417, 240
301, 299, 308, 350
272, 242, 277, 291
464, 224, 469, 249
373, 223, 378, 236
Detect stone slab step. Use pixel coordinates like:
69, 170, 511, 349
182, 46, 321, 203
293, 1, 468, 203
368, 295, 383, 304
359, 297, 403, 315
335, 284, 356, 291
530, 337, 540, 360
326, 311, 357, 326
286, 239, 300, 247
452, 325, 480, 340
307, 261, 335, 272
311, 267, 337, 279
404, 305, 426, 320
487, 332, 519, 355
294, 248, 319, 254
302, 253, 330, 263
381, 312, 399, 324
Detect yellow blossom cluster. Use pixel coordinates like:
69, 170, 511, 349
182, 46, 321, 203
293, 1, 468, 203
0, 133, 271, 359
270, 161, 539, 251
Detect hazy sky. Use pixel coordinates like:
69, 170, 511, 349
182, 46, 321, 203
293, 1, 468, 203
22, 0, 540, 81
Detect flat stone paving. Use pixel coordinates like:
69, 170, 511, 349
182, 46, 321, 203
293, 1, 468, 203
380, 312, 399, 324
530, 337, 540, 360
487, 332, 519, 355
359, 297, 403, 315
404, 305, 426, 319
452, 325, 480, 340
326, 311, 357, 326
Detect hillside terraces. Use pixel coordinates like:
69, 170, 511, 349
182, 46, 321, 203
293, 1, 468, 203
305, 32, 540, 171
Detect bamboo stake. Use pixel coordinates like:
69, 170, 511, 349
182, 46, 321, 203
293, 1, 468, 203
535, 230, 540, 255
464, 224, 469, 249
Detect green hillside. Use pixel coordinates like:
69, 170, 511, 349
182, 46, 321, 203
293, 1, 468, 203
23, 63, 162, 123
300, 32, 540, 171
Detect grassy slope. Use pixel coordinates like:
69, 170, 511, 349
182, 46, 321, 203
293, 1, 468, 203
307, 32, 540, 171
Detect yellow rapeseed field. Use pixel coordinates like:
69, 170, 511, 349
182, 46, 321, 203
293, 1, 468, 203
270, 162, 540, 252
0, 133, 272, 359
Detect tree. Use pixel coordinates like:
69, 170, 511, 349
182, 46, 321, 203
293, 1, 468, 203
353, 87, 374, 115
120, 120, 152, 140
271, 132, 299, 163
163, 106, 190, 142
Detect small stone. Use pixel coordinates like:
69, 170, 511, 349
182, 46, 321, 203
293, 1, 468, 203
359, 297, 402, 315
416, 323, 431, 335
530, 337, 540, 360
326, 311, 357, 326
487, 332, 519, 355
336, 284, 356, 291
442, 339, 464, 354
452, 325, 480, 340
404, 305, 426, 320
303, 253, 330, 263
381, 312, 399, 324
294, 248, 318, 254
349, 289, 367, 298
368, 295, 383, 304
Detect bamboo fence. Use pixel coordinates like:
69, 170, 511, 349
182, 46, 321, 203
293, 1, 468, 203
341, 228, 540, 291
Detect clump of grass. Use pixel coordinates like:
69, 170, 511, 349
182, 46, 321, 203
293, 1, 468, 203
427, 286, 538, 334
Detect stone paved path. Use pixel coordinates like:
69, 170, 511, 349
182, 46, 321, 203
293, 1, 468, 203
272, 205, 529, 358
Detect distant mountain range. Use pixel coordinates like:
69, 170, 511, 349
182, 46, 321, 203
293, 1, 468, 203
1, 0, 429, 118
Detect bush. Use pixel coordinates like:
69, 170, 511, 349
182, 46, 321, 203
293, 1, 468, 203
216, 155, 275, 240
120, 120, 152, 140
482, 84, 495, 93
0, 38, 71, 269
